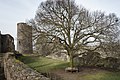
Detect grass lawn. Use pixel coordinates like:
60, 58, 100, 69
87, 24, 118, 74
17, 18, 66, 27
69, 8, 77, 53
18, 55, 120, 80
80, 70, 120, 80
18, 55, 69, 72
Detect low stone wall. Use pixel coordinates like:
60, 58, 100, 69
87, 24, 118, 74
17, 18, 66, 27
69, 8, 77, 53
46, 52, 69, 62
75, 51, 120, 71
4, 52, 50, 80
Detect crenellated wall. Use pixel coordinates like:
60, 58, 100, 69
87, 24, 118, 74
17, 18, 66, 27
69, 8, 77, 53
3, 52, 50, 80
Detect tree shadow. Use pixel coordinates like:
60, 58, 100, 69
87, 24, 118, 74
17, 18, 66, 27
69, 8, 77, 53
17, 56, 39, 64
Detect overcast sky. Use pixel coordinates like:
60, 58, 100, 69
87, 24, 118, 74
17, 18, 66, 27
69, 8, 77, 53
0, 0, 120, 45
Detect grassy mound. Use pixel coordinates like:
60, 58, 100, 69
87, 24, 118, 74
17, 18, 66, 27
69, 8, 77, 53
18, 55, 120, 80
18, 56, 69, 72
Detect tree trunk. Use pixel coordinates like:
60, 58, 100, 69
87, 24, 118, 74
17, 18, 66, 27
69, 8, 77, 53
69, 51, 74, 72
70, 55, 74, 69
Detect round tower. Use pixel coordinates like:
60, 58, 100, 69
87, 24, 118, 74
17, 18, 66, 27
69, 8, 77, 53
17, 23, 33, 54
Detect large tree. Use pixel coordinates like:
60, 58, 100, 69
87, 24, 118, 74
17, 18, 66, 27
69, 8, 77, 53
30, 0, 120, 69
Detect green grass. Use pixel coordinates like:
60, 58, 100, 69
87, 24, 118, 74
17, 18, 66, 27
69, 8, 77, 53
81, 71, 120, 80
18, 55, 120, 80
18, 56, 69, 72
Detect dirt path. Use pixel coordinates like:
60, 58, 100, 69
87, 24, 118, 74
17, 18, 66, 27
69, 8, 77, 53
52, 68, 109, 80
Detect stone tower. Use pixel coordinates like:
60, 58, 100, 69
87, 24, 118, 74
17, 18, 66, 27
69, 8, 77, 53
17, 23, 33, 54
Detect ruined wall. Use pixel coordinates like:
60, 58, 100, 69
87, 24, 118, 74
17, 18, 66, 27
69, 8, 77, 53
0, 53, 5, 80
1, 34, 15, 53
46, 51, 69, 62
75, 51, 120, 70
0, 32, 15, 53
17, 23, 33, 54
0, 31, 1, 53
4, 52, 50, 80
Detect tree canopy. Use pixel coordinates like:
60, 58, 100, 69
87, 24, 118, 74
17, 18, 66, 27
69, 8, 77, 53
29, 0, 120, 69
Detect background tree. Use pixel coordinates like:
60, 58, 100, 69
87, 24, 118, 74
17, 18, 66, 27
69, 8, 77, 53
30, 19, 64, 56
29, 0, 120, 69
101, 40, 120, 58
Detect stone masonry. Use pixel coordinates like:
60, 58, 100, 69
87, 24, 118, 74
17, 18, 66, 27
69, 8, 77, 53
0, 31, 15, 53
17, 23, 33, 54
4, 52, 50, 80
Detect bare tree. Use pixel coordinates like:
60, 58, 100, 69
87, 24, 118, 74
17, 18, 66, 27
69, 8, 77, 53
101, 39, 120, 58
30, 0, 120, 69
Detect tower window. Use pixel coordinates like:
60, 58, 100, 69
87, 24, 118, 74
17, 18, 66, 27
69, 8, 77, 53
19, 41, 21, 45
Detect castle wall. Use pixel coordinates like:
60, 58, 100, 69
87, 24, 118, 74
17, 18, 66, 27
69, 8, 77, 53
17, 23, 33, 54
0, 32, 15, 53
1, 35, 7, 52
0, 32, 1, 53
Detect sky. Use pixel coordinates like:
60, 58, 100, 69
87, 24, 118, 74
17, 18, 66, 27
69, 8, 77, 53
0, 0, 120, 47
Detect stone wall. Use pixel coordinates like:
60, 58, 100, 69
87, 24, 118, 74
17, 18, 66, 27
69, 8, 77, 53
46, 52, 69, 62
0, 53, 5, 80
4, 52, 50, 80
0, 31, 1, 53
75, 51, 120, 71
0, 32, 15, 53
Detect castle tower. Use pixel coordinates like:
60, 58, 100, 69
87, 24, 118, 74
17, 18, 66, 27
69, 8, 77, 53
17, 23, 33, 54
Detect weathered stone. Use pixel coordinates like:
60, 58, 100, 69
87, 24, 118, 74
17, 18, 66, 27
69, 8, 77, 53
76, 51, 120, 71
0, 53, 6, 80
17, 23, 33, 54
75, 51, 101, 67
0, 32, 15, 53
4, 52, 50, 80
